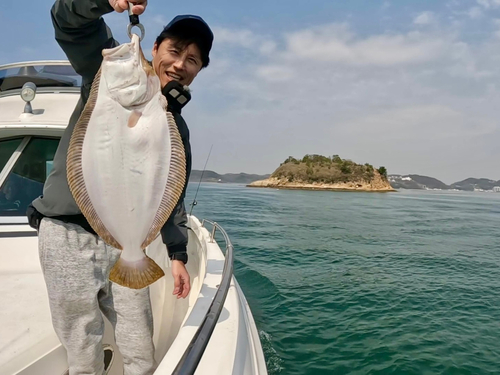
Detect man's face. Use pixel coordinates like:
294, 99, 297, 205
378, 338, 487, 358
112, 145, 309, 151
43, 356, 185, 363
151, 38, 203, 88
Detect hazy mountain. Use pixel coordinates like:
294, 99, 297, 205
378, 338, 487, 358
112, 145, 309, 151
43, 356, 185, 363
450, 178, 500, 191
189, 170, 270, 184
389, 174, 450, 190
388, 175, 424, 190
390, 175, 500, 191
408, 175, 450, 190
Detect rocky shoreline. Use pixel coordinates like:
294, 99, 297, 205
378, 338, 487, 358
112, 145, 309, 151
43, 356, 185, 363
247, 177, 396, 192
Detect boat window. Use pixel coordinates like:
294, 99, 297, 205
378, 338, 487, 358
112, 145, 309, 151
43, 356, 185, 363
0, 64, 81, 92
0, 138, 59, 216
0, 138, 23, 172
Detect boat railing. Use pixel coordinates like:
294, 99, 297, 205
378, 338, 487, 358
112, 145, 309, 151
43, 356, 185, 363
172, 219, 235, 375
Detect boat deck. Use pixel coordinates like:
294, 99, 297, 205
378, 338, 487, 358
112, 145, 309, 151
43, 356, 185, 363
0, 219, 267, 375
0, 229, 61, 374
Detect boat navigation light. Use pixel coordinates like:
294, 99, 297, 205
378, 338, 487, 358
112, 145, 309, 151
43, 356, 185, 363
21, 82, 37, 114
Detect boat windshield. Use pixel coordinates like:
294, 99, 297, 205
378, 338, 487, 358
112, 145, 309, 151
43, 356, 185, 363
0, 137, 60, 217
0, 62, 81, 92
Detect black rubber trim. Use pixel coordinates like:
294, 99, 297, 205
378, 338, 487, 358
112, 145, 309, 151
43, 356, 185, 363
172, 220, 234, 375
0, 231, 37, 238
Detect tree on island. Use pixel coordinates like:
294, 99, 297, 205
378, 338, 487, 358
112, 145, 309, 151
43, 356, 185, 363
377, 166, 387, 178
332, 155, 342, 163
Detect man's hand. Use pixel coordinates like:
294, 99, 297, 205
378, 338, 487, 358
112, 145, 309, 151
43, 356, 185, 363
172, 260, 191, 299
109, 0, 148, 15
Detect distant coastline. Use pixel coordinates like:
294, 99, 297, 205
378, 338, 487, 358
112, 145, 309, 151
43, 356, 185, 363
189, 169, 500, 193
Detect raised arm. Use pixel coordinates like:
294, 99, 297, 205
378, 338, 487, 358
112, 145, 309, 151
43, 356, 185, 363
51, 0, 147, 89
51, 0, 118, 86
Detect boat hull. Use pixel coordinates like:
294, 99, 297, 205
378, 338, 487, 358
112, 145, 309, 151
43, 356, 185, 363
0, 217, 267, 375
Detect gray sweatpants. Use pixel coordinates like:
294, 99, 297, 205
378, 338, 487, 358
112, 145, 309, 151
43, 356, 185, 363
39, 218, 157, 375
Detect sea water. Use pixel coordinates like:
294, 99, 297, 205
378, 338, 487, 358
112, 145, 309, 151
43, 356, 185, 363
186, 184, 500, 375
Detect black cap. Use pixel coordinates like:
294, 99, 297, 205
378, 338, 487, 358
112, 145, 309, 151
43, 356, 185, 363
159, 15, 213, 67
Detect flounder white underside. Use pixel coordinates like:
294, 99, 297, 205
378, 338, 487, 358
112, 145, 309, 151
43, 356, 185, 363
67, 39, 186, 289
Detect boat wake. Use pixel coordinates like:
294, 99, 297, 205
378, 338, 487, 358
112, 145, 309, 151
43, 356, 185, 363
235, 260, 285, 374
259, 330, 284, 374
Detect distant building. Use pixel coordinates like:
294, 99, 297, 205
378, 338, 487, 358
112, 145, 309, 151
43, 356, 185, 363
494, 186, 500, 192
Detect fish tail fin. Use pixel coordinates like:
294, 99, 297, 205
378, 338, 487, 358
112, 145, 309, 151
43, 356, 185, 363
109, 255, 165, 289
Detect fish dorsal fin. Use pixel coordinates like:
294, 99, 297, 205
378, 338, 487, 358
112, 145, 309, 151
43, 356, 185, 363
141, 111, 186, 248
67, 68, 123, 250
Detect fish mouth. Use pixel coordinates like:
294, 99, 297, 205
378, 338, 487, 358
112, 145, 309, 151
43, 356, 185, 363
100, 34, 159, 107
102, 34, 139, 60
102, 34, 148, 72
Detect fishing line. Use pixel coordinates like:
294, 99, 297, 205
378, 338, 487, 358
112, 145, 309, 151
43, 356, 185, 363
189, 144, 213, 215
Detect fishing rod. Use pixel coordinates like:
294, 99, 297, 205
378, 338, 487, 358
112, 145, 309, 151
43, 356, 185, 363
189, 144, 213, 215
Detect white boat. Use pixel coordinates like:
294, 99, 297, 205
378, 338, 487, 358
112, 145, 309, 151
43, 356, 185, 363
0, 61, 267, 375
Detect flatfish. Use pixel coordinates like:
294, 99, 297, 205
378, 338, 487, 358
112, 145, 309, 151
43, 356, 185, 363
67, 34, 186, 289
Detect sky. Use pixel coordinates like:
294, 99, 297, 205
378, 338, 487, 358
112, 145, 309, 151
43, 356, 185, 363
2, 0, 500, 184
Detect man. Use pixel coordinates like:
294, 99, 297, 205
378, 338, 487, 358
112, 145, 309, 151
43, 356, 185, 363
26, 0, 213, 373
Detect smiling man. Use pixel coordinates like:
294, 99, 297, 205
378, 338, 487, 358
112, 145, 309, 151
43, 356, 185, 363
152, 15, 211, 87
27, 0, 213, 374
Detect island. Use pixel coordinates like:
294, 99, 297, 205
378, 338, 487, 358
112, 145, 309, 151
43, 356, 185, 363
247, 155, 395, 192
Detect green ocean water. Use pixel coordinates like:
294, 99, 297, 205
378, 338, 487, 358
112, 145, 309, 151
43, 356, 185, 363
185, 183, 500, 375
